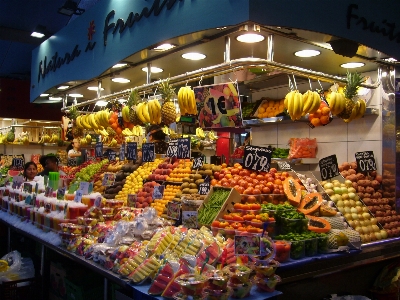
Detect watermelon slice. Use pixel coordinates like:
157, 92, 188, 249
196, 242, 221, 266
148, 262, 179, 295
8, 170, 20, 177
161, 263, 191, 298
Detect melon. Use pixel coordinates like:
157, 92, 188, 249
306, 215, 331, 233
7, 170, 21, 177
283, 177, 302, 206
298, 192, 323, 215
320, 204, 337, 217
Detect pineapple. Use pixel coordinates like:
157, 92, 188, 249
337, 71, 364, 119
72, 126, 84, 138
128, 90, 143, 125
68, 105, 80, 120
159, 78, 177, 126
6, 127, 15, 143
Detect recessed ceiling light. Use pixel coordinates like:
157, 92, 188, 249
118, 99, 127, 103
87, 87, 104, 91
294, 50, 321, 57
216, 27, 227, 30
31, 32, 45, 38
49, 97, 62, 100
68, 93, 83, 98
57, 85, 69, 90
111, 77, 131, 83
96, 100, 108, 106
236, 33, 265, 43
153, 43, 176, 51
2, 118, 12, 121
181, 52, 206, 60
340, 62, 365, 68
141, 67, 163, 73
112, 63, 127, 68
40, 94, 49, 97
383, 57, 397, 63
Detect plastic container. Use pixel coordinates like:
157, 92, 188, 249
305, 238, 318, 257
254, 274, 281, 292
205, 270, 229, 290
105, 199, 124, 209
251, 260, 280, 277
174, 274, 208, 296
318, 235, 329, 253
228, 282, 252, 299
59, 223, 85, 234
77, 217, 98, 226
223, 264, 252, 284
203, 288, 231, 300
289, 240, 305, 260
274, 240, 291, 263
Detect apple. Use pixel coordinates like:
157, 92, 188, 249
325, 189, 335, 196
324, 183, 334, 190
380, 230, 388, 239
333, 187, 342, 194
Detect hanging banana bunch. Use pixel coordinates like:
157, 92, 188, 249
177, 86, 197, 115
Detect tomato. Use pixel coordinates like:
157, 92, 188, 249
243, 214, 256, 221
231, 168, 239, 175
256, 174, 264, 181
223, 214, 233, 220
266, 182, 274, 189
232, 215, 244, 222
222, 182, 230, 187
270, 168, 277, 173
250, 203, 261, 210
211, 179, 218, 186
237, 226, 247, 232
258, 213, 270, 222
241, 204, 251, 210
251, 219, 262, 223
233, 203, 242, 210
231, 222, 241, 229
236, 186, 245, 194
211, 220, 220, 227
246, 195, 257, 203
220, 178, 228, 184
250, 173, 257, 179
273, 188, 281, 194
274, 179, 282, 185
247, 227, 259, 233
262, 187, 271, 194
219, 221, 229, 228
253, 188, 261, 195
244, 188, 253, 195
238, 180, 248, 189
245, 177, 253, 183
252, 179, 259, 185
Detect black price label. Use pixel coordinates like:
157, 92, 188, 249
12, 157, 24, 168
192, 156, 204, 170
355, 151, 377, 172
142, 143, 155, 162
152, 185, 165, 200
108, 150, 117, 161
198, 182, 210, 195
319, 154, 340, 181
242, 145, 272, 172
126, 142, 137, 160
95, 142, 103, 158
67, 158, 77, 167
166, 139, 178, 158
119, 144, 125, 161
277, 160, 292, 171
177, 138, 191, 159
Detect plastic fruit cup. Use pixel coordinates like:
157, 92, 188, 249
223, 264, 252, 284
228, 282, 252, 299
206, 270, 229, 290
274, 240, 291, 263
252, 260, 280, 277
290, 240, 306, 260
64, 194, 75, 201
203, 288, 231, 300
68, 206, 80, 220
175, 274, 208, 296
254, 274, 281, 292
81, 195, 91, 207
77, 217, 98, 226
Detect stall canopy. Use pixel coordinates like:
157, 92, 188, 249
30, 0, 400, 102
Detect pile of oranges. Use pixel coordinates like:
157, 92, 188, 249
308, 101, 331, 127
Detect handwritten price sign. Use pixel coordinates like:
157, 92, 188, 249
177, 138, 191, 159
355, 151, 377, 172
126, 142, 137, 160
166, 139, 178, 158
192, 156, 204, 170
242, 145, 272, 172
95, 142, 103, 158
142, 143, 155, 162
319, 154, 340, 181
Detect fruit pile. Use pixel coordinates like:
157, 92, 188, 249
148, 158, 175, 181
152, 184, 181, 216
308, 100, 331, 127
165, 159, 192, 182
197, 188, 232, 225
135, 181, 161, 208
177, 86, 197, 116
256, 99, 285, 119
71, 159, 108, 184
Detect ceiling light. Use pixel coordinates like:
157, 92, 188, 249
68, 93, 83, 97
111, 77, 130, 83
112, 63, 128, 68
294, 50, 321, 57
141, 67, 163, 73
49, 97, 62, 100
216, 27, 227, 30
153, 44, 176, 51
87, 87, 104, 91
340, 62, 365, 68
40, 94, 49, 97
2, 118, 12, 121
236, 33, 265, 43
96, 100, 108, 107
383, 57, 397, 63
31, 25, 46, 38
57, 85, 69, 90
58, 0, 85, 16
182, 52, 206, 60
118, 99, 127, 103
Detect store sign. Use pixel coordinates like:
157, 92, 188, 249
194, 82, 242, 128
355, 151, 377, 172
142, 143, 155, 162
166, 139, 178, 158
126, 142, 137, 160
242, 145, 272, 173
319, 155, 340, 181
177, 138, 191, 159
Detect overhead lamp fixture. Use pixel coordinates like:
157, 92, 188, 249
236, 24, 265, 43
111, 77, 130, 83
182, 52, 206, 60
153, 43, 176, 51
216, 27, 227, 30
2, 118, 12, 121
340, 62, 365, 68
96, 100, 108, 107
383, 57, 398, 63
68, 93, 83, 98
87, 87, 104, 91
58, 0, 85, 16
294, 50, 321, 57
141, 66, 163, 73
118, 99, 127, 103
112, 63, 128, 68
31, 25, 46, 38
57, 85, 69, 90
40, 93, 49, 97
49, 97, 62, 101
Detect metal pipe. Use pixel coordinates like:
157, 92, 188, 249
224, 36, 231, 63
97, 80, 102, 99
61, 57, 381, 111
146, 63, 152, 84
267, 35, 274, 61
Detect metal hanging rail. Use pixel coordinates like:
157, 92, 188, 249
61, 57, 381, 112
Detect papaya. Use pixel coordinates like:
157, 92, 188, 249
297, 192, 323, 215
320, 204, 337, 217
306, 215, 331, 233
283, 177, 302, 206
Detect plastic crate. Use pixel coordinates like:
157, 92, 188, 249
0, 277, 37, 300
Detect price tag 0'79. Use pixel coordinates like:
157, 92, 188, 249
355, 151, 377, 173
242, 145, 272, 173
319, 154, 340, 181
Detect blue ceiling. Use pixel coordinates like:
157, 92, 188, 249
0, 0, 100, 80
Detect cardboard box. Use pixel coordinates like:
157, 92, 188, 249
50, 262, 67, 299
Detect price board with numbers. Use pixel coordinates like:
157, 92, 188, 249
127, 194, 137, 207
198, 182, 210, 195
192, 156, 204, 170
166, 139, 178, 158
67, 158, 78, 167
12, 157, 24, 168
319, 154, 340, 181
177, 138, 191, 159
355, 151, 377, 172
142, 143, 155, 162
126, 142, 137, 160
182, 211, 198, 228
107, 150, 117, 161
242, 145, 272, 172
95, 142, 103, 158
119, 144, 125, 161
152, 185, 165, 200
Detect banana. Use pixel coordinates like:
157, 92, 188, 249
147, 100, 155, 124
284, 91, 295, 110
90, 113, 99, 130
142, 102, 150, 123
153, 99, 161, 124
182, 87, 189, 114
188, 88, 197, 115
309, 92, 321, 113
227, 82, 238, 97
122, 106, 130, 123
75, 115, 83, 129
301, 90, 313, 115
177, 87, 186, 115
294, 91, 303, 120
355, 99, 366, 119
81, 115, 91, 129
136, 103, 147, 124
327, 91, 337, 114
344, 101, 360, 123
336, 92, 346, 115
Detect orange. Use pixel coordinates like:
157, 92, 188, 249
320, 115, 330, 125
310, 118, 321, 127
321, 107, 330, 116
258, 107, 265, 114
313, 109, 322, 118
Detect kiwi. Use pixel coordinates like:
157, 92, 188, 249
195, 179, 204, 185
198, 170, 205, 176
189, 174, 195, 179
194, 174, 202, 180
182, 178, 191, 183
189, 183, 198, 189
181, 182, 190, 189
204, 170, 212, 176
189, 188, 198, 194
182, 188, 191, 194
203, 164, 211, 170
175, 191, 182, 197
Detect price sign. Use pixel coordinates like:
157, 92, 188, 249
167, 201, 181, 220
107, 150, 117, 161
198, 182, 210, 195
182, 211, 198, 228
23, 183, 32, 193
166, 139, 178, 158
177, 138, 191, 159
242, 145, 272, 172
119, 144, 125, 161
95, 142, 103, 158
67, 158, 77, 167
142, 143, 155, 162
79, 182, 89, 194
192, 156, 204, 170
74, 190, 83, 203
102, 173, 116, 187
126, 142, 137, 160
355, 151, 377, 172
319, 154, 340, 181
277, 160, 292, 171
12, 157, 24, 168
127, 194, 137, 207
152, 185, 165, 200
234, 235, 261, 256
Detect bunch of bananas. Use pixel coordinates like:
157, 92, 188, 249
38, 133, 59, 144
75, 110, 111, 130
0, 259, 9, 272
93, 128, 110, 137
284, 90, 304, 121
79, 134, 93, 146
301, 90, 321, 115
196, 127, 205, 138
326, 91, 346, 115
208, 130, 217, 140
121, 106, 130, 123
122, 126, 144, 136
343, 99, 366, 123
108, 138, 118, 147
177, 86, 197, 115
135, 102, 151, 124
147, 99, 161, 124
